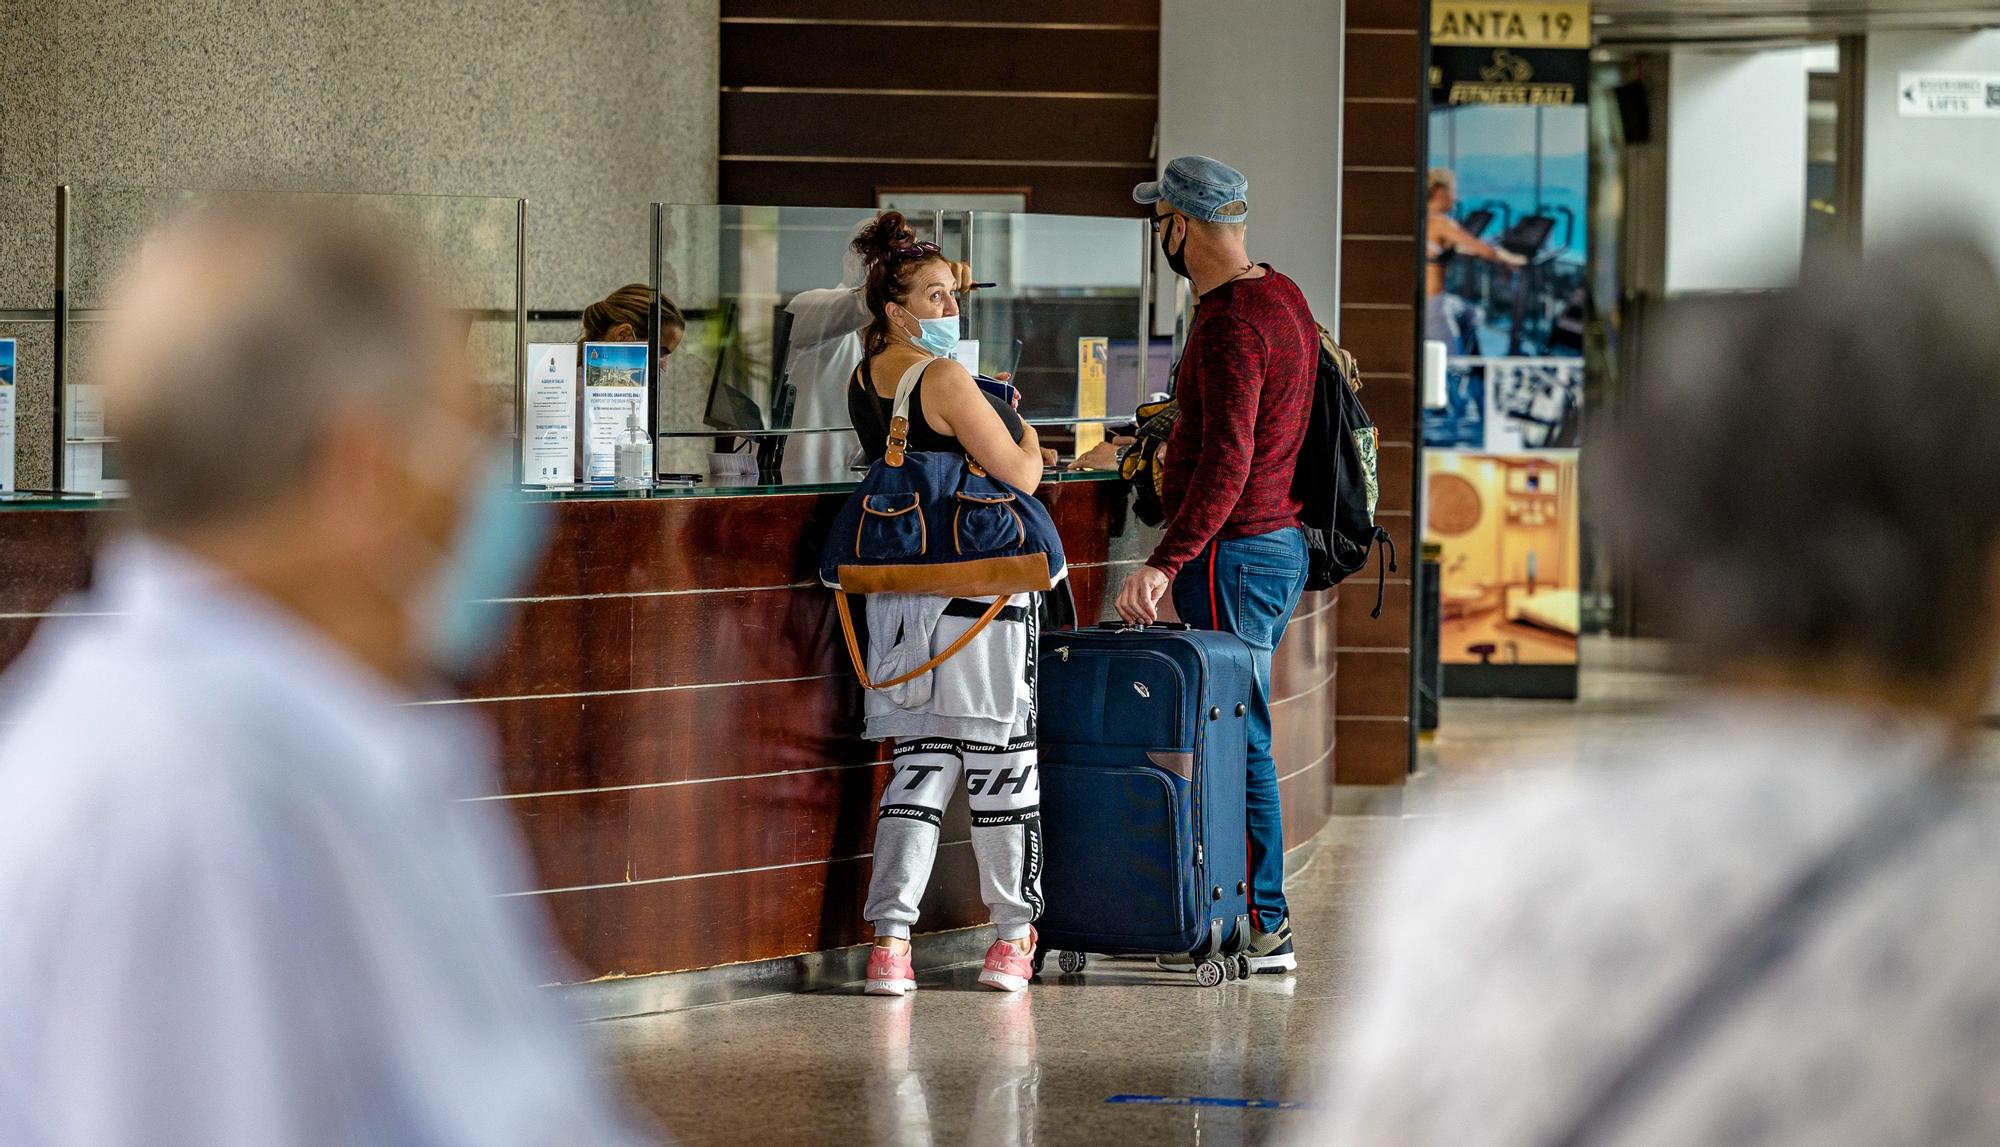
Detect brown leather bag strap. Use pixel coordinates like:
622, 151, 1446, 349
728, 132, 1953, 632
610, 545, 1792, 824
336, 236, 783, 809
834, 591, 1011, 691
883, 358, 933, 468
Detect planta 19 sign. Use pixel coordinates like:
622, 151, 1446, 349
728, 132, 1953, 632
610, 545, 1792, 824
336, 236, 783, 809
1432, 2, 1591, 50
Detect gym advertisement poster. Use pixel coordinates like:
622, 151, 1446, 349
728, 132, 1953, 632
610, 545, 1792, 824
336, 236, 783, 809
1423, 1, 1589, 697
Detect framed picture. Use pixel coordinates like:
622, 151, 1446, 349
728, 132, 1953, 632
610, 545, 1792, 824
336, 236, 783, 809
876, 188, 1031, 215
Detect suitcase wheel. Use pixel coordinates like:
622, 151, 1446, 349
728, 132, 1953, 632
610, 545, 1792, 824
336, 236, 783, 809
1195, 960, 1226, 988
1031, 948, 1046, 980
1235, 954, 1252, 980
1057, 950, 1088, 975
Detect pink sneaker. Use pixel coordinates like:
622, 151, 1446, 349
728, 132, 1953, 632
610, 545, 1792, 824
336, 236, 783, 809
977, 928, 1036, 992
865, 944, 916, 996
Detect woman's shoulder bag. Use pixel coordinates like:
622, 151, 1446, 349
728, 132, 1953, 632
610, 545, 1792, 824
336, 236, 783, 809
820, 358, 1066, 690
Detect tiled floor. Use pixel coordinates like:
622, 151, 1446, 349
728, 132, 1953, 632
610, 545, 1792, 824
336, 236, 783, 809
593, 642, 1686, 1145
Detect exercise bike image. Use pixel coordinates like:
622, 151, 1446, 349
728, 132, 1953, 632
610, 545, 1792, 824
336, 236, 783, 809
1495, 206, 1584, 357
1450, 204, 1584, 358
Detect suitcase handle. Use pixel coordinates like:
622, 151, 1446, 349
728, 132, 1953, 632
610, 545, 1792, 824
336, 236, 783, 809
1093, 621, 1191, 632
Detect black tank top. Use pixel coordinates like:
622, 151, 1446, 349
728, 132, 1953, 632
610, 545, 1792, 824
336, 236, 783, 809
849, 357, 1024, 462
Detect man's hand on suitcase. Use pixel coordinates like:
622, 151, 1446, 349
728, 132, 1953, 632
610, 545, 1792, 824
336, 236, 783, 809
1117, 566, 1172, 625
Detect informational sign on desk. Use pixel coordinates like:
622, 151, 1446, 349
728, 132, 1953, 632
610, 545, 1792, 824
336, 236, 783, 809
0, 339, 14, 492
581, 342, 648, 483
1898, 73, 2000, 117
522, 344, 577, 486
1076, 337, 1108, 455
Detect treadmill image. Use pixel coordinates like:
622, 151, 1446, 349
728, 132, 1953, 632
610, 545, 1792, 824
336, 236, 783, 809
1497, 208, 1571, 357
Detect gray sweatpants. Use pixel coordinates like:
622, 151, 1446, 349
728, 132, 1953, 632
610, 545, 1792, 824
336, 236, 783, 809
866, 736, 1043, 942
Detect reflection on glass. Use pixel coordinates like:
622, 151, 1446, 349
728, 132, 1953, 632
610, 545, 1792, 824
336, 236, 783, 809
650, 206, 1152, 471
958, 212, 1149, 428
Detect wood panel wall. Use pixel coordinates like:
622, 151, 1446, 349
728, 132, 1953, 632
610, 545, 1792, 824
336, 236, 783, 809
0, 476, 1340, 980
470, 483, 1127, 977
1334, 0, 1425, 784
718, 1, 1160, 215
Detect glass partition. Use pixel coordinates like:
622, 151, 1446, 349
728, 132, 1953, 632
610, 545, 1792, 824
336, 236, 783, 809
652, 204, 904, 437
57, 185, 524, 494
649, 204, 1151, 473
957, 211, 1151, 425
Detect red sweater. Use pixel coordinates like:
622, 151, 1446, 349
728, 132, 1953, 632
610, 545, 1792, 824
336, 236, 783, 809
1147, 268, 1317, 580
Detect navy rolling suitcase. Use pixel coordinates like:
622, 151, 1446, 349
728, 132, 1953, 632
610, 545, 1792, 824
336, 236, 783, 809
1032, 621, 1256, 986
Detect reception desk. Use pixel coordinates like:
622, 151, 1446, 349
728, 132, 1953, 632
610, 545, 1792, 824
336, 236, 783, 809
0, 473, 1340, 993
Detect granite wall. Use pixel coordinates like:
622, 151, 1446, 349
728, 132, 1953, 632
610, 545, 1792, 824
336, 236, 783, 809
0, 0, 719, 489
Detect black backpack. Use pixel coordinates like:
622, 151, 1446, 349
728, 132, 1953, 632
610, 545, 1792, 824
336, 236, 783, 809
1295, 325, 1396, 615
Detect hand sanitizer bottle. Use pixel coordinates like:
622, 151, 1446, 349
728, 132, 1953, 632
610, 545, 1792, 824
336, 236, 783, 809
614, 400, 654, 489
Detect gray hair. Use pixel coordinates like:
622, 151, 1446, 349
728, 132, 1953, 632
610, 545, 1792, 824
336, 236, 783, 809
101, 205, 440, 533
1613, 239, 2000, 682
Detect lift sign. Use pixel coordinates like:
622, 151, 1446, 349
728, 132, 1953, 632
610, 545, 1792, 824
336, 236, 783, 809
1899, 73, 2000, 118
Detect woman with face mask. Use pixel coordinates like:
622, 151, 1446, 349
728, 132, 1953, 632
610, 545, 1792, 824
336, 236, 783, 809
845, 213, 1041, 487
845, 211, 1049, 998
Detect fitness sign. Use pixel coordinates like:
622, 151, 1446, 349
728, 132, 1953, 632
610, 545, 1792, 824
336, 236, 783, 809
1430, 2, 1591, 107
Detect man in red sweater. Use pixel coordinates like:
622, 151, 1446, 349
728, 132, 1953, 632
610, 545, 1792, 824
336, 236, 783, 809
1117, 156, 1317, 974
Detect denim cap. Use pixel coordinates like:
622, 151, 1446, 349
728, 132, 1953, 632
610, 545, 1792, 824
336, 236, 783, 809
1133, 156, 1249, 223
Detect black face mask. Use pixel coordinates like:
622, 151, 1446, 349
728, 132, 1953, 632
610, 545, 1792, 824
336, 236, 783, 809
1159, 217, 1191, 280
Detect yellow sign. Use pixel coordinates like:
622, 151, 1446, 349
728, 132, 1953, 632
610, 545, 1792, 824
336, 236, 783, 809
1432, 3, 1591, 50
1076, 337, 1107, 455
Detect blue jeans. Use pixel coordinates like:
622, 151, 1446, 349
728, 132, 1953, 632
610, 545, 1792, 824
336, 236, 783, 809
1171, 526, 1309, 932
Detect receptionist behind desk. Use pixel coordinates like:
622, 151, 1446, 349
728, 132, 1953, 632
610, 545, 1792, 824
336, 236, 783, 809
581, 283, 684, 354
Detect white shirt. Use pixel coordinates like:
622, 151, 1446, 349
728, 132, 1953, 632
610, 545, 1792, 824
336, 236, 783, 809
1298, 698, 2000, 1147
0, 542, 652, 1146
782, 285, 868, 481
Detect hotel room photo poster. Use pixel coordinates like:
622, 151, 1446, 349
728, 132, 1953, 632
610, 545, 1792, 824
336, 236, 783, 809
582, 341, 649, 482
1423, 1, 1589, 695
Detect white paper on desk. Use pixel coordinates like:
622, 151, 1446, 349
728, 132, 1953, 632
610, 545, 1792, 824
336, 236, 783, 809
581, 341, 648, 482
0, 339, 15, 492
952, 339, 980, 374
64, 383, 123, 494
522, 344, 577, 485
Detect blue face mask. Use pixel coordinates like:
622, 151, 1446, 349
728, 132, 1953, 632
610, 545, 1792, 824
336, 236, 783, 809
421, 450, 550, 679
912, 314, 961, 358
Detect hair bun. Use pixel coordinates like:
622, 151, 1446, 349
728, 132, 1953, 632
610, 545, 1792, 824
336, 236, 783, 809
853, 211, 918, 266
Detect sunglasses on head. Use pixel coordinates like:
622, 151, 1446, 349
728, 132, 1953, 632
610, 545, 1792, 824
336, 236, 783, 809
892, 240, 943, 260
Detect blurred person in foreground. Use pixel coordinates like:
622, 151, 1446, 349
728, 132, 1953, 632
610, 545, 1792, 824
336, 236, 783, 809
1299, 240, 2000, 1147
0, 208, 654, 1144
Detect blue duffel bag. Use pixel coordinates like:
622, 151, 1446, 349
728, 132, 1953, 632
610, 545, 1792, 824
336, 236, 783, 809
821, 359, 1065, 690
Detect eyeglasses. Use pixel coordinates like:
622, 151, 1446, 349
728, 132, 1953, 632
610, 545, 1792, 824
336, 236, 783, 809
892, 240, 943, 260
